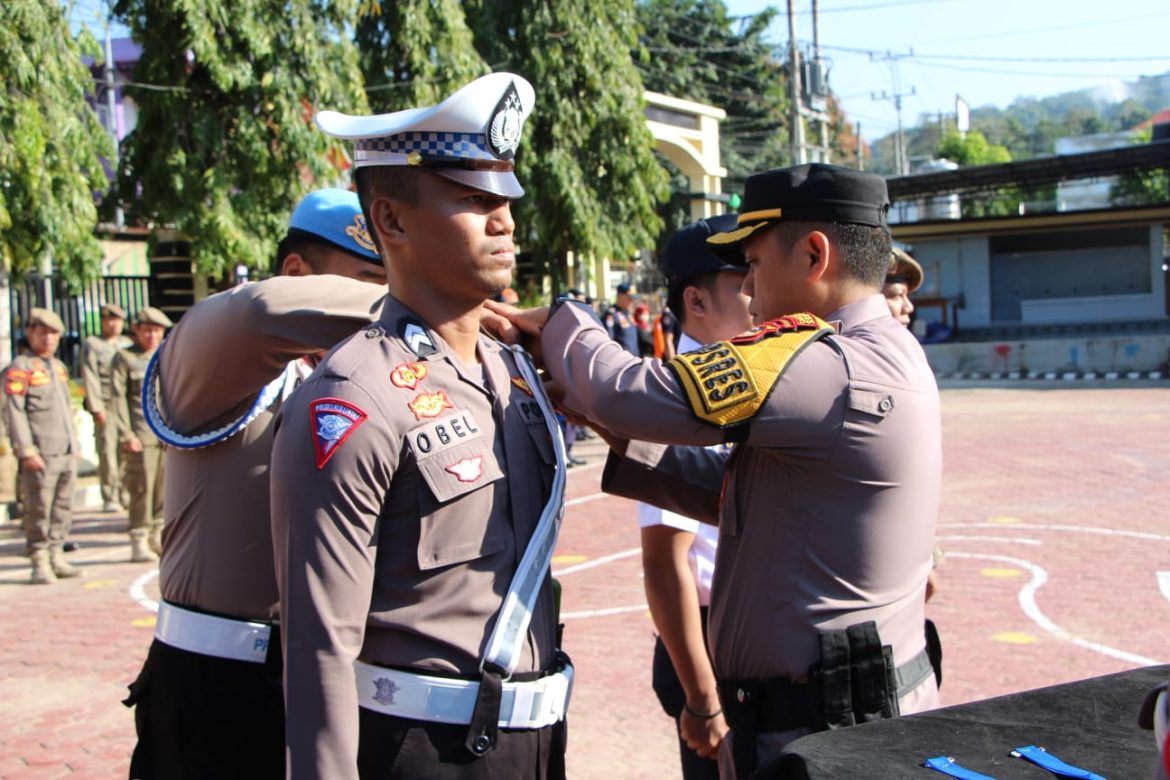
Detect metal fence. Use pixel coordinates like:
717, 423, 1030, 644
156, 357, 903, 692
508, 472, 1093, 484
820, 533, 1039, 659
10, 275, 151, 377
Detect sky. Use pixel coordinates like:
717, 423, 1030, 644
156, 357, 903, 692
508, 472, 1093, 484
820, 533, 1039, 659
69, 0, 1170, 146
724, 0, 1170, 143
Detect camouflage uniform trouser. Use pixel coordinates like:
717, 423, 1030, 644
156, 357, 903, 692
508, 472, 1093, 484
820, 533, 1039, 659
124, 443, 164, 533
21, 454, 76, 555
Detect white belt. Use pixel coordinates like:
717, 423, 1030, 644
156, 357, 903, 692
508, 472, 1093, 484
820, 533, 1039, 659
355, 660, 573, 730
154, 601, 272, 664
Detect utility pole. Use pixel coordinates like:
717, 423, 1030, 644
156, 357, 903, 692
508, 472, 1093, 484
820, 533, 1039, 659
870, 51, 915, 175
856, 121, 863, 170
103, 2, 124, 228
786, 0, 806, 166
810, 0, 830, 163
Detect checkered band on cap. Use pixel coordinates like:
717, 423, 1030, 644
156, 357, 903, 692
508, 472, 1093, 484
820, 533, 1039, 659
355, 131, 496, 165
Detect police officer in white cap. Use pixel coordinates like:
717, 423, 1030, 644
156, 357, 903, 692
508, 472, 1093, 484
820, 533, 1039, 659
122, 189, 386, 779
271, 73, 570, 778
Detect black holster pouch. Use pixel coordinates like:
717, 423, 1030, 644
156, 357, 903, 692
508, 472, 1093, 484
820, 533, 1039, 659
807, 620, 899, 732
717, 678, 818, 778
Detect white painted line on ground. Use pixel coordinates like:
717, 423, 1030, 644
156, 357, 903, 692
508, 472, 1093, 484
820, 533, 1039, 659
947, 551, 1164, 666
553, 547, 641, 577
1158, 572, 1170, 605
561, 604, 647, 620
937, 535, 1042, 546
129, 568, 160, 613
939, 523, 1170, 543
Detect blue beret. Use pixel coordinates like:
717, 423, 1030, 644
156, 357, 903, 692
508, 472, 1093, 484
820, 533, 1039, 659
287, 189, 381, 265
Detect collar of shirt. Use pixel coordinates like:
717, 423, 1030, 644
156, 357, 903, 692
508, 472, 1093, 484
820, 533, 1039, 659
677, 331, 702, 353
824, 293, 892, 334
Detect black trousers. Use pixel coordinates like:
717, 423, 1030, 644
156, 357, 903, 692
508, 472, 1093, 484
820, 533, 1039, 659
357, 708, 567, 779
124, 637, 285, 779
651, 607, 720, 780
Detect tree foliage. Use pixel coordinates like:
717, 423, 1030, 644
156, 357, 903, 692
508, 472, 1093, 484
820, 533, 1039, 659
0, 0, 114, 284
356, 0, 487, 114
467, 0, 669, 284
634, 0, 789, 194
937, 130, 1011, 167
113, 0, 368, 277
1112, 127, 1170, 206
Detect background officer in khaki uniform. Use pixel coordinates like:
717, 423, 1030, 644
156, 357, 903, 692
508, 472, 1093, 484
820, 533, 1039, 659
111, 306, 171, 561
271, 73, 569, 779
884, 245, 923, 328
488, 164, 942, 778
122, 188, 386, 780
80, 303, 131, 512
4, 308, 81, 584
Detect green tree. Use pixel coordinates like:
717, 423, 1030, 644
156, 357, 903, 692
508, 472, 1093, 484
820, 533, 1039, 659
1112, 127, 1170, 206
0, 0, 114, 284
356, 0, 487, 114
936, 130, 1018, 217
113, 0, 368, 277
937, 130, 1011, 167
634, 0, 789, 194
467, 0, 669, 286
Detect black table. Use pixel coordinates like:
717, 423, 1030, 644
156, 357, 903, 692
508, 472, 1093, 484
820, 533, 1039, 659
761, 665, 1168, 779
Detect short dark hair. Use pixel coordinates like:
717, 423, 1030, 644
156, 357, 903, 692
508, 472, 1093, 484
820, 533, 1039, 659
776, 221, 891, 289
276, 234, 334, 275
353, 167, 426, 260
667, 272, 721, 328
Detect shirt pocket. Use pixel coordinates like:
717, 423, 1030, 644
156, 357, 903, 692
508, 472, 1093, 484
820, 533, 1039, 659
408, 416, 506, 571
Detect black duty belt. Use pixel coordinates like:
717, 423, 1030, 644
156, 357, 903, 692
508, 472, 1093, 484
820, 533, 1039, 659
718, 621, 934, 778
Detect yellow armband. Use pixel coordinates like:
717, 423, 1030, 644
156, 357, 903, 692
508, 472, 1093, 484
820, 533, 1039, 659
667, 313, 833, 427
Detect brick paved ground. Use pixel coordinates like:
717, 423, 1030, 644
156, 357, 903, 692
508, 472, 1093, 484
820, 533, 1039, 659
0, 386, 1167, 778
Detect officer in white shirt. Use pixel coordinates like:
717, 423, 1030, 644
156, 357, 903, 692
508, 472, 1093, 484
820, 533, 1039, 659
639, 214, 752, 778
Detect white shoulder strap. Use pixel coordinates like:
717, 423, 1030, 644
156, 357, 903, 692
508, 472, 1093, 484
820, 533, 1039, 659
480, 345, 568, 676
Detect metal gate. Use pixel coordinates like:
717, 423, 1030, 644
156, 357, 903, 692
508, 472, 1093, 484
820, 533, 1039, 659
9, 275, 151, 377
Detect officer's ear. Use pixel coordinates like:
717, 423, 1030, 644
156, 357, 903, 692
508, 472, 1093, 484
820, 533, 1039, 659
370, 197, 408, 247
682, 283, 709, 321
803, 230, 832, 284
281, 253, 312, 277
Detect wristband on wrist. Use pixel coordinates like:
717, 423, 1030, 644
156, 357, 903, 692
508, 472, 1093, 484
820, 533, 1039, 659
683, 702, 722, 720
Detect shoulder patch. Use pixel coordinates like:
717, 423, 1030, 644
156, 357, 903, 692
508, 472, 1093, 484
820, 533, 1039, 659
5, 368, 29, 396
310, 398, 368, 469
667, 313, 833, 427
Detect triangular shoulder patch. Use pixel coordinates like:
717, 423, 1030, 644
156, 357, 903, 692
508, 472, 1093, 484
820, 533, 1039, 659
667, 313, 833, 427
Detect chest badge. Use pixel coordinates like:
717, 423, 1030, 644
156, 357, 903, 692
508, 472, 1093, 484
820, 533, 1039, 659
445, 456, 484, 483
309, 398, 368, 469
408, 390, 453, 420
390, 361, 428, 390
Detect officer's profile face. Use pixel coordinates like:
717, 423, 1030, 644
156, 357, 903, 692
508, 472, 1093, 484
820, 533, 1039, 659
133, 323, 166, 351
26, 325, 61, 358
883, 281, 914, 327
101, 315, 125, 338
741, 225, 806, 325
387, 172, 516, 302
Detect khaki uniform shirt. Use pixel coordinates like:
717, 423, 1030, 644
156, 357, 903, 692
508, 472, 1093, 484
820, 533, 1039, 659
543, 295, 941, 700
156, 276, 385, 620
80, 334, 131, 415
111, 344, 161, 446
4, 355, 77, 458
271, 295, 557, 779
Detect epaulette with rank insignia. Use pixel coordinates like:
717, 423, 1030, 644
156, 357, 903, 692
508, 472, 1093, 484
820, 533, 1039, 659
667, 312, 833, 427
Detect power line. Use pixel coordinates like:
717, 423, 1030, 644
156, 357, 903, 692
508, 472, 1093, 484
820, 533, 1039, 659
821, 44, 1170, 64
